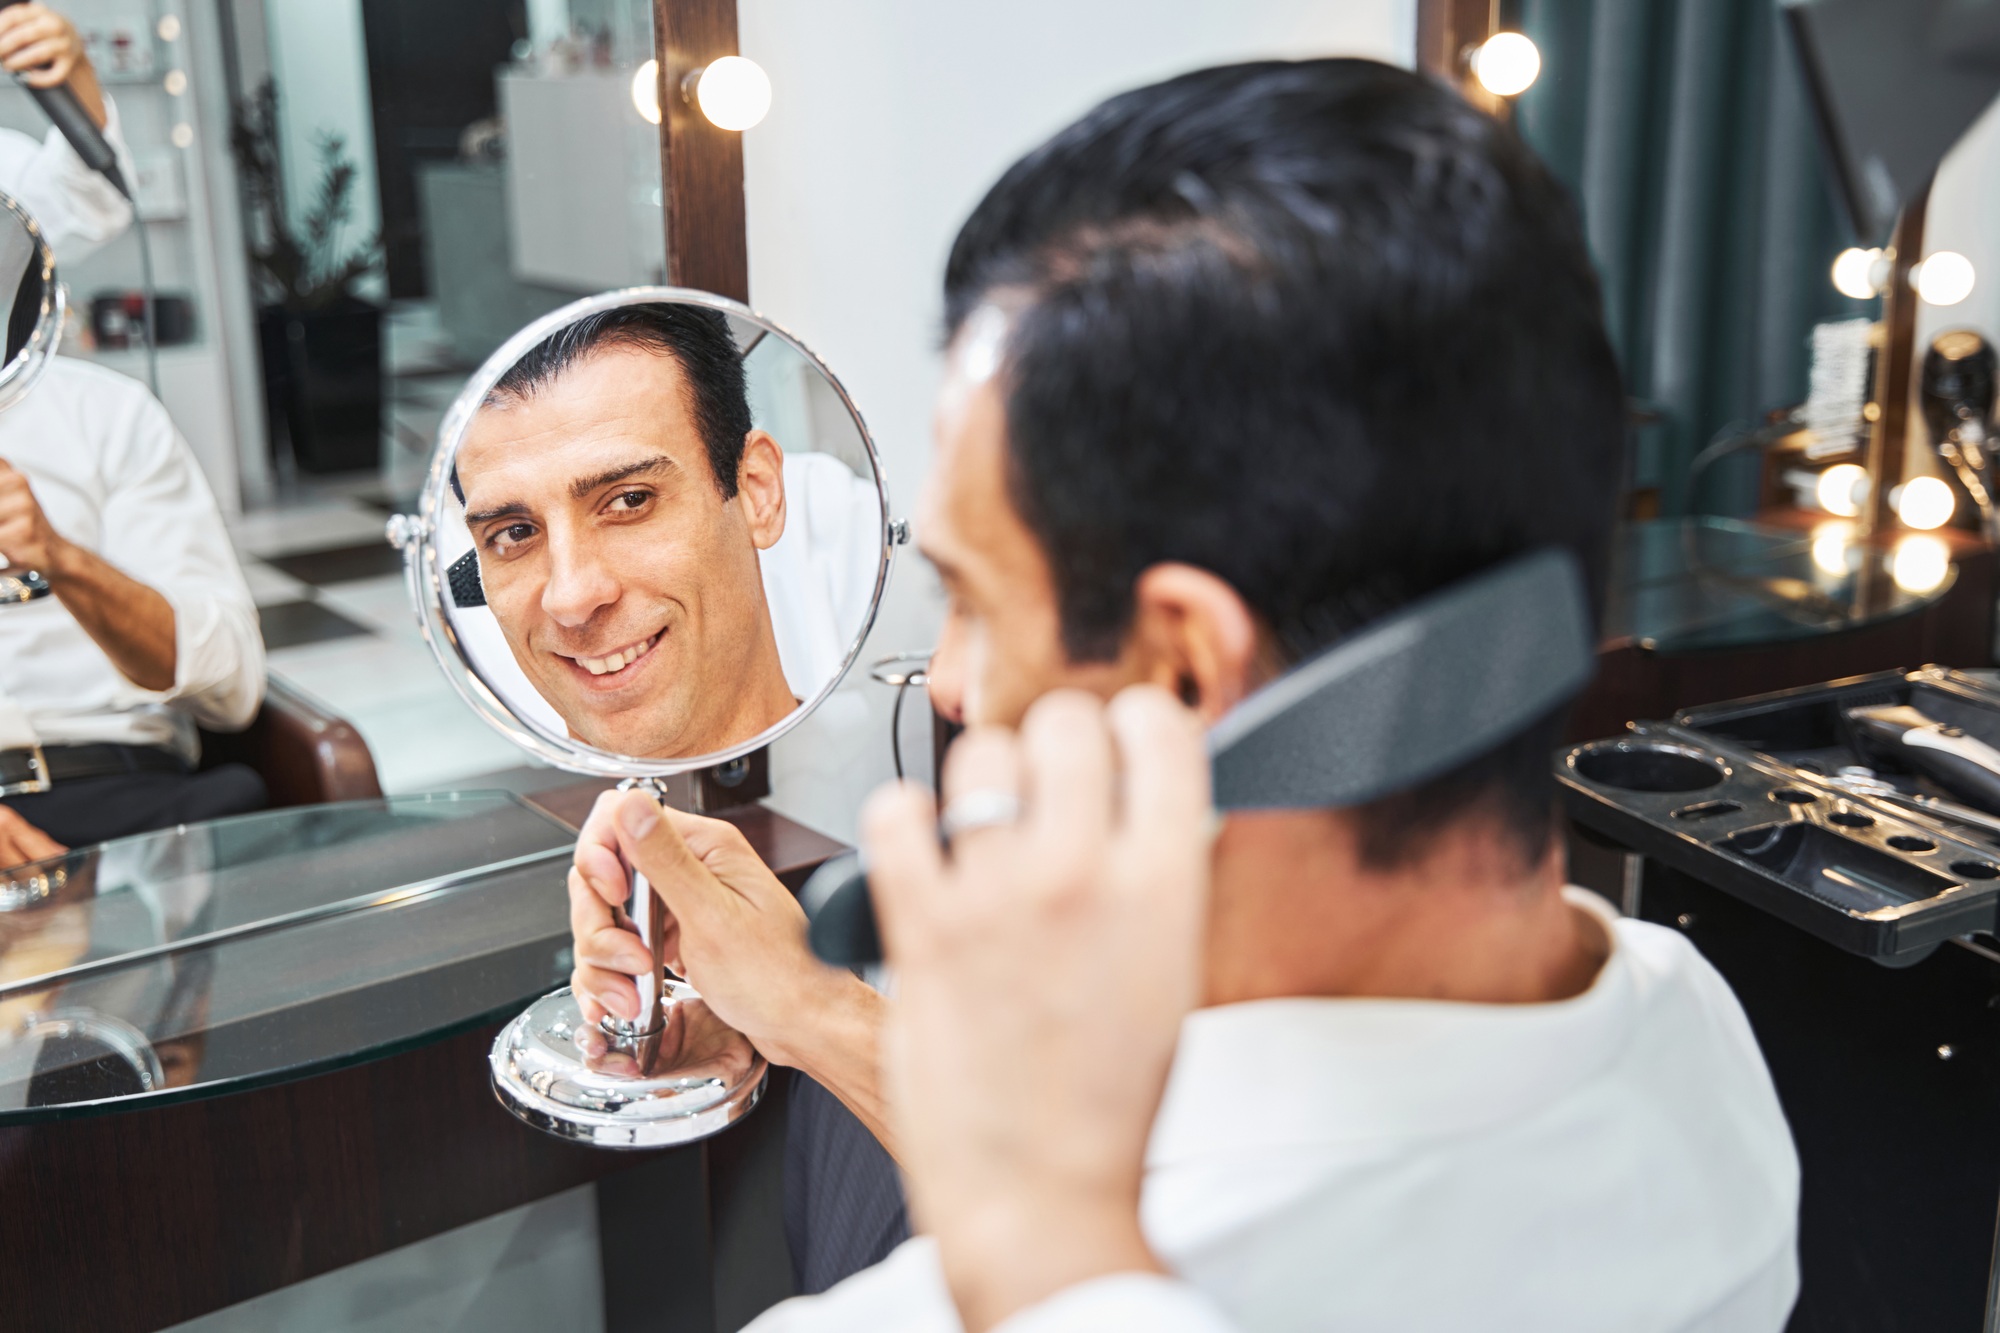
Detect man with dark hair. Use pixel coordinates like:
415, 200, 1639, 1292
570, 59, 1799, 1329
455, 303, 798, 758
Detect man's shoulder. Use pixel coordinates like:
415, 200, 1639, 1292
43, 354, 156, 403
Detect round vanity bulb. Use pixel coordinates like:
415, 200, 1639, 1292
1916, 251, 1976, 307
1816, 462, 1869, 518
1811, 520, 1858, 577
1471, 33, 1541, 97
632, 59, 662, 125
695, 56, 772, 131
1831, 247, 1883, 300
1895, 474, 1956, 529
1891, 533, 1951, 594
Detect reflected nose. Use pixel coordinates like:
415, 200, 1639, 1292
540, 533, 621, 629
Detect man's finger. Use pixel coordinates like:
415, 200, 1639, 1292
575, 920, 652, 976
5, 37, 67, 72
573, 963, 640, 1022
860, 780, 945, 962
610, 789, 730, 928
1017, 690, 1114, 877
939, 725, 1022, 864
1107, 684, 1212, 852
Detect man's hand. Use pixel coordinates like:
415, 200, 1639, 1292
865, 686, 1214, 1333
568, 790, 876, 1077
0, 5, 105, 128
0, 802, 63, 870
0, 459, 68, 576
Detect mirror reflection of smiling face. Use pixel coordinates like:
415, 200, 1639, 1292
455, 322, 798, 760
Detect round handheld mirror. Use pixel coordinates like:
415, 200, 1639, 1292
0, 190, 64, 604
393, 288, 895, 1147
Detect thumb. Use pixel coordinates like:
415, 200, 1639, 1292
611, 790, 727, 928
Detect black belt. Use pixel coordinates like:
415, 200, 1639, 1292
0, 743, 188, 796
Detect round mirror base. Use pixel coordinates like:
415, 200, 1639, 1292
488, 986, 767, 1149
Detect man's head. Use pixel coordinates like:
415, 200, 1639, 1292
455, 304, 797, 758
921, 59, 1623, 869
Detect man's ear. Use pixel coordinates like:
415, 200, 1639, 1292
736, 430, 787, 549
1129, 563, 1262, 726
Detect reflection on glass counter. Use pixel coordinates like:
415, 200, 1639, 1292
1604, 516, 1961, 655
0, 793, 577, 1120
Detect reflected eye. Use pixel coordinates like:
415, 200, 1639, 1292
485, 522, 539, 557
607, 489, 651, 513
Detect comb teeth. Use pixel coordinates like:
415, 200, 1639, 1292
447, 551, 485, 608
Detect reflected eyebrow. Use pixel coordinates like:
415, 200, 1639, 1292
569, 454, 677, 501
465, 500, 531, 525
462, 455, 680, 526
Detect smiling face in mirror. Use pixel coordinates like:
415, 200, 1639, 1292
440, 299, 885, 765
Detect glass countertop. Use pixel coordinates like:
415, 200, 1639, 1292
1604, 516, 1959, 654
0, 793, 578, 1123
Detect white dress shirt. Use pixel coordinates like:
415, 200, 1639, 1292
0, 356, 263, 762
750, 888, 1801, 1333
0, 97, 135, 263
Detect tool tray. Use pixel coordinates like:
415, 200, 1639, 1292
1559, 667, 2000, 963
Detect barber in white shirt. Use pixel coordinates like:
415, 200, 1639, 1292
0, 3, 136, 263
0, 353, 264, 860
570, 59, 1801, 1331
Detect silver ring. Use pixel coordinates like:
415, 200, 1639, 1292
939, 788, 1021, 842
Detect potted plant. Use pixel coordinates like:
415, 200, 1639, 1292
231, 80, 385, 475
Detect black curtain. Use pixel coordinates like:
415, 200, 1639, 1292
1511, 0, 1876, 516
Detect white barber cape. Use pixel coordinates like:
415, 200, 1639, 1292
751, 889, 1800, 1333
0, 96, 135, 263
0, 357, 262, 763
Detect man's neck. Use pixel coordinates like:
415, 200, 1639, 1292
1201, 810, 1608, 1009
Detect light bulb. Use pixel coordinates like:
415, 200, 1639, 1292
1831, 247, 1882, 300
1895, 474, 1956, 529
170, 122, 193, 149
1811, 521, 1857, 577
695, 56, 772, 131
632, 59, 661, 125
1915, 251, 1976, 306
163, 69, 186, 96
156, 14, 180, 41
1816, 463, 1869, 518
1891, 534, 1951, 594
1470, 33, 1541, 97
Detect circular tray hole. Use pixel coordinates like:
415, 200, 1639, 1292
1829, 810, 1875, 828
1770, 789, 1818, 805
1888, 835, 1936, 852
1953, 860, 2000, 880
1570, 742, 1724, 793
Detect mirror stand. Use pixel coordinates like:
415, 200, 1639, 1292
489, 775, 768, 1148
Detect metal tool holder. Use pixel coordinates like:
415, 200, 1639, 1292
1561, 666, 2000, 964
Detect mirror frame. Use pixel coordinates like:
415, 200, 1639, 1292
0, 192, 62, 416
393, 285, 896, 780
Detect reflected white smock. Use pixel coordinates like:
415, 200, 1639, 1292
0, 97, 135, 264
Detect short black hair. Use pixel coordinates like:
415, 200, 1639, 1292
943, 59, 1624, 867
477, 302, 752, 498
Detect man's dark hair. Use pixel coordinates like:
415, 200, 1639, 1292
481, 302, 752, 498
943, 59, 1624, 867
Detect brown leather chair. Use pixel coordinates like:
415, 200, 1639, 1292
197, 676, 383, 807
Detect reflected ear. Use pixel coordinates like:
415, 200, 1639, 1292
1129, 564, 1262, 726
736, 430, 787, 549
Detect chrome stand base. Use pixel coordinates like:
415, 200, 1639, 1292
489, 981, 766, 1149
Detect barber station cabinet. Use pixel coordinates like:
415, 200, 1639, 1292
0, 776, 842, 1333
1566, 667, 2000, 1333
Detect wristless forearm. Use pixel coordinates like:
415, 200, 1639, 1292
50, 539, 176, 690
771, 970, 896, 1156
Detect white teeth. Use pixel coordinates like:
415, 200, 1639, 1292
574, 635, 654, 677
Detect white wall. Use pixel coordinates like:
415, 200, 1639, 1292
739, 0, 1416, 841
